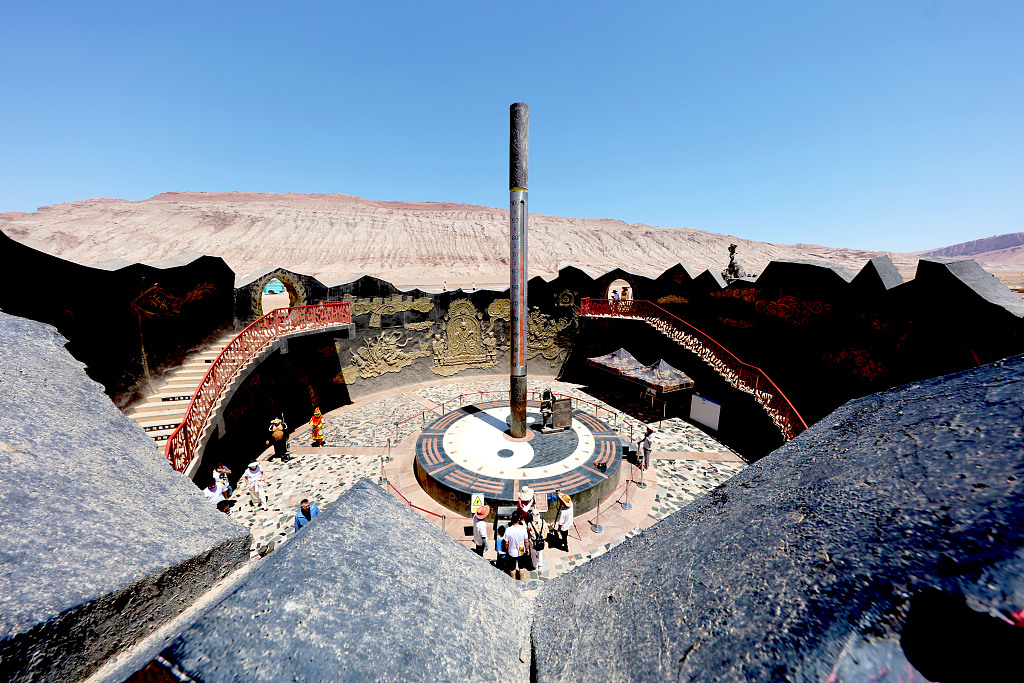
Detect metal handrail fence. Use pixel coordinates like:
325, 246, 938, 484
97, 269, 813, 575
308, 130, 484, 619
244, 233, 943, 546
580, 298, 808, 440
164, 302, 352, 472
393, 390, 629, 443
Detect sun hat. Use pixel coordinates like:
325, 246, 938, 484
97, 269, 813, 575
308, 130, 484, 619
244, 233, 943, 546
248, 462, 259, 469
557, 492, 572, 506
519, 486, 534, 502
475, 504, 491, 519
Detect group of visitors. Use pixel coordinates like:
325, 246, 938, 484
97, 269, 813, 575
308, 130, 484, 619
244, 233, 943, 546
473, 488, 575, 581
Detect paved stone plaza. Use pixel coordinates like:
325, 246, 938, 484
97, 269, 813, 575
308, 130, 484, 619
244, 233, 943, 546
222, 375, 746, 588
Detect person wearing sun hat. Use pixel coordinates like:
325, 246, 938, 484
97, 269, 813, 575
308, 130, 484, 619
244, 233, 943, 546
516, 486, 535, 517
554, 491, 573, 551
472, 504, 491, 556
242, 461, 268, 508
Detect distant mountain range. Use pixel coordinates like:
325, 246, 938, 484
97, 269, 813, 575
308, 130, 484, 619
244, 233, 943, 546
918, 232, 1024, 265
1, 192, 1015, 287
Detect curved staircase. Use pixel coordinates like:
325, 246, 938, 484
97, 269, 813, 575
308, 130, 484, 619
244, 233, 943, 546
581, 298, 807, 440
126, 331, 236, 449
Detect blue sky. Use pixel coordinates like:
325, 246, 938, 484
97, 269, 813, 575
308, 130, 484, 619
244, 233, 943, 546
1, 1, 1021, 252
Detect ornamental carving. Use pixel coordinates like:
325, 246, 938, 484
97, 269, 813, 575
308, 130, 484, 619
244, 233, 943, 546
431, 299, 496, 376
527, 307, 573, 363
342, 293, 434, 328
404, 321, 435, 332
657, 295, 689, 305
822, 347, 888, 382
709, 289, 831, 326
338, 330, 429, 383
755, 295, 831, 326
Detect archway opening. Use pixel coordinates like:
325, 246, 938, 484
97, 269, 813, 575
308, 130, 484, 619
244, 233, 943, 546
261, 278, 290, 316
606, 278, 632, 300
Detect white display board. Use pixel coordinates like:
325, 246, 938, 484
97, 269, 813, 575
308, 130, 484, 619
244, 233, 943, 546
690, 394, 722, 432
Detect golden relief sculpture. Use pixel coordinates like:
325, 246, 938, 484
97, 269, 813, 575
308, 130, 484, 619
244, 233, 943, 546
342, 293, 433, 328
338, 330, 430, 383
337, 295, 578, 383
431, 299, 497, 377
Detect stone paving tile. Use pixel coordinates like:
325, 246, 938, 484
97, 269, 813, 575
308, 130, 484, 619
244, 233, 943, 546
223, 378, 745, 571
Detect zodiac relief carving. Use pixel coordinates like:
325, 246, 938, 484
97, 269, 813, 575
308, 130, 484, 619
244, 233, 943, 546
337, 330, 429, 384
342, 293, 433, 328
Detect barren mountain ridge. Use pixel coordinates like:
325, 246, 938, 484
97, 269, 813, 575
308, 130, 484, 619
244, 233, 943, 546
0, 191, 960, 287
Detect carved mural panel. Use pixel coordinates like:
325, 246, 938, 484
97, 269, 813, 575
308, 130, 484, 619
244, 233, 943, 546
343, 293, 434, 328
336, 295, 579, 384
338, 330, 430, 383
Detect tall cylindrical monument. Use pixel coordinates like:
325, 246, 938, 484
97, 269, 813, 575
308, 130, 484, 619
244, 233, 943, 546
509, 102, 529, 438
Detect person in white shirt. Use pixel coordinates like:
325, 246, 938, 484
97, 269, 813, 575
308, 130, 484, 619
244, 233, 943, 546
554, 492, 574, 551
502, 513, 534, 580
243, 462, 268, 508
472, 504, 490, 556
202, 479, 228, 505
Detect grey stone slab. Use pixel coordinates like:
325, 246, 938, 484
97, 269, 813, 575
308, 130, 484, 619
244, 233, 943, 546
917, 257, 1024, 317
533, 353, 1024, 682
0, 312, 251, 682
162, 478, 533, 682
851, 255, 903, 292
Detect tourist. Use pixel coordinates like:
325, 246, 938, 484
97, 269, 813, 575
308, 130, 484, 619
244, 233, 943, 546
494, 525, 508, 568
526, 511, 547, 570
441, 281, 448, 292
517, 486, 535, 517
243, 461, 269, 508
611, 289, 620, 301
309, 407, 326, 448
293, 499, 320, 532
621, 285, 630, 300
472, 504, 490, 556
216, 499, 231, 515
202, 478, 228, 506
266, 417, 290, 461
502, 512, 534, 580
641, 426, 654, 471
554, 492, 573, 551
213, 463, 233, 496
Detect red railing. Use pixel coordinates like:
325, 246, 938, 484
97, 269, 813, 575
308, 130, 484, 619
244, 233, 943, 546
164, 302, 352, 472
581, 298, 808, 440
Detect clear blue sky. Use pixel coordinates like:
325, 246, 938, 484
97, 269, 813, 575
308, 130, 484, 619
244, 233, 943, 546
2, 1, 1021, 252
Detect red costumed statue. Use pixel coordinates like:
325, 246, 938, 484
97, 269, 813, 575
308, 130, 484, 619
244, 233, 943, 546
309, 407, 326, 447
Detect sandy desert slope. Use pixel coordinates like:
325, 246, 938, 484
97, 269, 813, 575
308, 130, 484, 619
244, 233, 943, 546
0, 191, 940, 287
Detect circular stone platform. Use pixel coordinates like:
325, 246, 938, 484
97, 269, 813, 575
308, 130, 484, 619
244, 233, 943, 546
414, 399, 623, 519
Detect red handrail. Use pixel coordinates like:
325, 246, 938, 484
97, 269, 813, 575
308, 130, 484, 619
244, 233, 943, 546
164, 302, 352, 472
580, 298, 808, 440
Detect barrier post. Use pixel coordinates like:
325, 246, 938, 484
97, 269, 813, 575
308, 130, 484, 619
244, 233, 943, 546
591, 498, 603, 534
620, 464, 633, 510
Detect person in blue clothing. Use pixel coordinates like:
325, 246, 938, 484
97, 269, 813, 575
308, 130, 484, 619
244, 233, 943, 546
293, 499, 320, 532
493, 524, 508, 569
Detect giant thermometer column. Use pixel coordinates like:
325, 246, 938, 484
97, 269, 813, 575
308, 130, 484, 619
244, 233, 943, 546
509, 102, 529, 438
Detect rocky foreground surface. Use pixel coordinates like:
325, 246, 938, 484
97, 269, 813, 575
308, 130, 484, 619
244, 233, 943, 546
1, 191, 921, 286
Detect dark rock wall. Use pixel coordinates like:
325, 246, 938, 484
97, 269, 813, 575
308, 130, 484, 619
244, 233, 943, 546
0, 312, 250, 682
532, 353, 1024, 683
0, 231, 234, 408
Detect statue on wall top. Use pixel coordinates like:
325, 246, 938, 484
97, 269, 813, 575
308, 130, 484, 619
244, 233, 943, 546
722, 243, 747, 283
